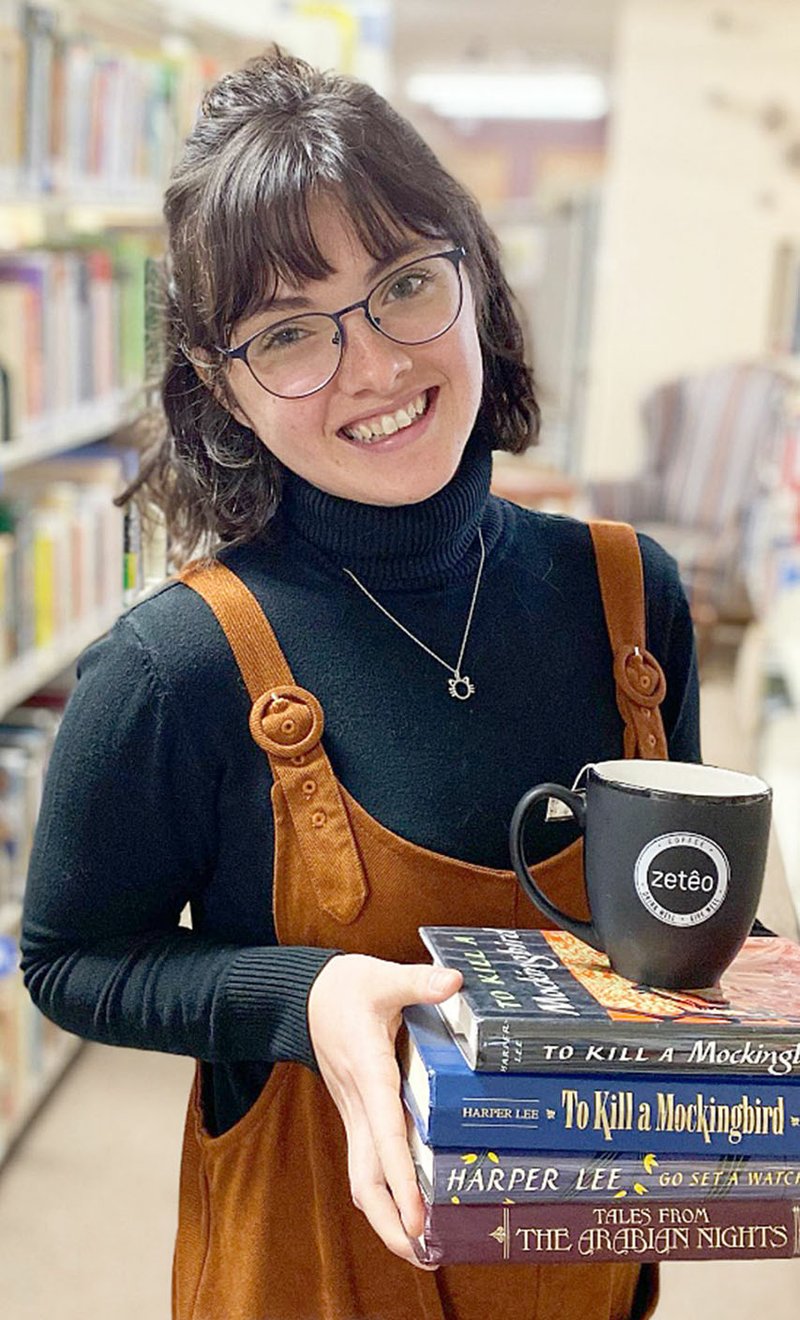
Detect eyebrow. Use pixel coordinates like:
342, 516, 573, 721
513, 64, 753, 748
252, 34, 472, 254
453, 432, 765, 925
254, 240, 434, 317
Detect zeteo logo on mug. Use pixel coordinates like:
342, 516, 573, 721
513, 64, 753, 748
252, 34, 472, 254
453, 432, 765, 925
634, 832, 729, 927
510, 761, 771, 991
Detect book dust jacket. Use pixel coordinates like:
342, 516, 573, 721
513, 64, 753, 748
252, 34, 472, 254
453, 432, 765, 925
419, 926, 800, 1075
401, 1002, 800, 1156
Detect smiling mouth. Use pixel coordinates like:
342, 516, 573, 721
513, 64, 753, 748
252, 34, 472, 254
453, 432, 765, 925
338, 388, 435, 443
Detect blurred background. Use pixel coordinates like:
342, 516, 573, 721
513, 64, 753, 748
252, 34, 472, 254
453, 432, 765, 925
1, 1, 800, 1315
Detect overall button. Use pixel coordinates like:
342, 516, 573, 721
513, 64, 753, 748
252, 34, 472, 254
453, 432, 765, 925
249, 685, 325, 758
613, 645, 667, 708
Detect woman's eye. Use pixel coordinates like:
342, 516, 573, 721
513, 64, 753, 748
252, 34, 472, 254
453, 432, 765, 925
254, 324, 306, 353
386, 271, 430, 301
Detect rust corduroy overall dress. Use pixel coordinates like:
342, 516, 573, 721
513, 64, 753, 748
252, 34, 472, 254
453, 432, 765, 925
173, 520, 669, 1320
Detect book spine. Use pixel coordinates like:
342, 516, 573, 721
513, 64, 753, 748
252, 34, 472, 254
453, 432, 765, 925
471, 1031, 800, 1078
423, 1147, 800, 1204
421, 1074, 800, 1156
417, 1197, 800, 1266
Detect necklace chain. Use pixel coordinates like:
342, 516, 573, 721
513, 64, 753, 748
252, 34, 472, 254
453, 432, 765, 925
343, 526, 485, 700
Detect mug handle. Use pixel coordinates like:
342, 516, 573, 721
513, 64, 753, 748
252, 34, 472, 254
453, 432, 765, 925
509, 783, 602, 951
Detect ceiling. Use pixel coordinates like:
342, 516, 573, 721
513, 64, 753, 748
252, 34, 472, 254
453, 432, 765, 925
392, 0, 621, 82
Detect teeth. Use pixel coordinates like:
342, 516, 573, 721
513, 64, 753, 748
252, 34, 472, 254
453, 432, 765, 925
343, 390, 429, 441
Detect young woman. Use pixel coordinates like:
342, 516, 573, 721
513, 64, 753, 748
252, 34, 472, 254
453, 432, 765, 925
21, 47, 700, 1320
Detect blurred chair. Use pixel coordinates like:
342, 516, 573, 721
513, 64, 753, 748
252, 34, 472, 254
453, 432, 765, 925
588, 362, 789, 662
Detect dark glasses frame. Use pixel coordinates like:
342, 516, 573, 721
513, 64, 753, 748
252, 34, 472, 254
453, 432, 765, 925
215, 246, 467, 399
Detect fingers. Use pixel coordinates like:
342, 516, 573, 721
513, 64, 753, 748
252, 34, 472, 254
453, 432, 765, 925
347, 1098, 436, 1271
369, 962, 463, 1015
307, 954, 464, 1266
355, 1041, 423, 1235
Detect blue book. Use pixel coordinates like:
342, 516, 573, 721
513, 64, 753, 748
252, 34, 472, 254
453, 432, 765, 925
400, 1001, 800, 1157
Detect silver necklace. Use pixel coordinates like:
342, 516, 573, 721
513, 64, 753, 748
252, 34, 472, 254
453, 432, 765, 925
343, 527, 485, 701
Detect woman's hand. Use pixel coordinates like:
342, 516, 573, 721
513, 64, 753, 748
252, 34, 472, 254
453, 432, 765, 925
307, 953, 462, 1268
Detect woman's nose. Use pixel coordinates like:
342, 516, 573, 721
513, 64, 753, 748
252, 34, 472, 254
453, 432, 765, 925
334, 309, 413, 395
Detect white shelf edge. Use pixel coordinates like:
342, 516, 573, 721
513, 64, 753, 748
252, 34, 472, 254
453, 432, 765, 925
0, 606, 121, 716
0, 582, 164, 718
0, 188, 164, 213
0, 1034, 84, 1171
0, 389, 143, 472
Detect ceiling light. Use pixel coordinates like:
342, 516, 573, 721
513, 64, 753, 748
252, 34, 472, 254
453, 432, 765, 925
405, 69, 609, 122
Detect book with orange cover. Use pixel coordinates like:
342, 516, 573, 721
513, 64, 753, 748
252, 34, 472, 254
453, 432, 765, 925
419, 926, 800, 1077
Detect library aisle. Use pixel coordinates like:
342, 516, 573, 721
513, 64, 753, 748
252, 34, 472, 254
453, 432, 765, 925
1, 654, 799, 1319
0, 1048, 191, 1320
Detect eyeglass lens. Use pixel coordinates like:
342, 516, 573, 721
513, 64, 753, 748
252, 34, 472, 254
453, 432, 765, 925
244, 254, 462, 398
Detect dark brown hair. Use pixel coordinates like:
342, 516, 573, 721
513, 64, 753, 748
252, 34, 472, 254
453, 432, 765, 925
122, 46, 540, 564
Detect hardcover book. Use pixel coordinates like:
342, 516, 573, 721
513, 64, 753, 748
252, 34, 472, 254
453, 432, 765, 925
400, 1001, 800, 1157
405, 1106, 800, 1204
415, 1195, 800, 1266
419, 926, 800, 1076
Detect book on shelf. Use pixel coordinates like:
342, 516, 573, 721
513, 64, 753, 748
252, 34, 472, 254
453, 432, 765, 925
406, 1105, 800, 1205
0, 7, 24, 195
0, 688, 70, 1153
21, 3, 56, 195
0, 529, 13, 663
0, 0, 234, 202
0, 484, 120, 650
0, 274, 32, 441
0, 708, 60, 912
0, 238, 154, 444
419, 925, 800, 1076
399, 1000, 800, 1157
0, 923, 79, 1158
8, 2, 172, 196
0, 447, 137, 661
414, 1195, 800, 1267
769, 241, 800, 359
0, 444, 168, 665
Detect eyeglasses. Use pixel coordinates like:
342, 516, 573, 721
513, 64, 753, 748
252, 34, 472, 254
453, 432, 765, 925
217, 247, 467, 399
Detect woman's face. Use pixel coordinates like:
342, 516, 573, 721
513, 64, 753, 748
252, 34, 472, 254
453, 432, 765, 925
222, 202, 484, 506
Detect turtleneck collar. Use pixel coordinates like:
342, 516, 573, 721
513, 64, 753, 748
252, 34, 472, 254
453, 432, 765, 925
274, 427, 501, 591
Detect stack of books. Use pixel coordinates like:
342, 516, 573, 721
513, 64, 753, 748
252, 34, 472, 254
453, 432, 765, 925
399, 925, 800, 1266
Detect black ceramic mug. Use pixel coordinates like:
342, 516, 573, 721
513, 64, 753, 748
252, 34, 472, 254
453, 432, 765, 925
509, 760, 772, 989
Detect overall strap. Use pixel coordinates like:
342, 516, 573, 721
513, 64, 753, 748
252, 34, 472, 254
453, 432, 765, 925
178, 558, 368, 924
588, 521, 669, 759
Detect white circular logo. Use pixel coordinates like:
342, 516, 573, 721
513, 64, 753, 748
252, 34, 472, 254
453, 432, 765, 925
634, 833, 729, 927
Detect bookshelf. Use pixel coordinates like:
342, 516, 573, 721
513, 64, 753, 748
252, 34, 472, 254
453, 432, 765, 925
0, 0, 391, 1183
0, 387, 141, 469
0, 1028, 83, 1169
1, 585, 162, 720
768, 245, 800, 362
0, 0, 263, 1172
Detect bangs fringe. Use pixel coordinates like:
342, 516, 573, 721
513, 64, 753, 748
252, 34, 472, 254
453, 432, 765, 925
192, 120, 455, 346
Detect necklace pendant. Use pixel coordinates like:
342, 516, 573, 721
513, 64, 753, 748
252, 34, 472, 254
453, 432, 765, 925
448, 674, 475, 701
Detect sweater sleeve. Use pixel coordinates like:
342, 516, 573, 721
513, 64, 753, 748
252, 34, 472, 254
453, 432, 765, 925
20, 611, 339, 1068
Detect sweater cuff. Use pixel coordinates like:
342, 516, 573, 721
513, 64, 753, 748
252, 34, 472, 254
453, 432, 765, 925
220, 946, 342, 1069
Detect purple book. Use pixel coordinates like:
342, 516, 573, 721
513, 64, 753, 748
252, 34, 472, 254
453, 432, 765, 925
416, 1196, 800, 1266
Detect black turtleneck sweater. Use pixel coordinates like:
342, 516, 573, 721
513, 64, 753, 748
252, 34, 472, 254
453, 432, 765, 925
21, 434, 700, 1136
